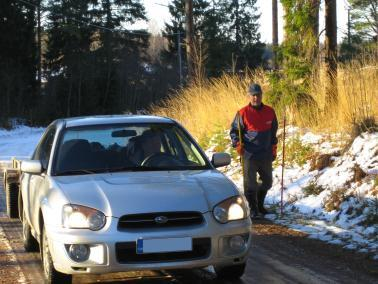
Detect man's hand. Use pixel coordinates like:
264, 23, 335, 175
236, 143, 244, 155
272, 144, 277, 161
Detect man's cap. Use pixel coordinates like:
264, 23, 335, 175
248, 83, 262, 95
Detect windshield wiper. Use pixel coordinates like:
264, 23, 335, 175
55, 169, 97, 176
106, 166, 163, 172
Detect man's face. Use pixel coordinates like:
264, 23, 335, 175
142, 135, 161, 156
249, 93, 262, 106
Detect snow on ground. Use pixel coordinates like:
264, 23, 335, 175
1, 125, 377, 260
206, 128, 378, 260
0, 126, 44, 161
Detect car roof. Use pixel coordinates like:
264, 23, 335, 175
54, 115, 175, 128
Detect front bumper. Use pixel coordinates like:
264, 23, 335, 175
46, 212, 252, 274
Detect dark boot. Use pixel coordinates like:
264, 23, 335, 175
246, 193, 261, 219
258, 190, 270, 215
247, 191, 258, 214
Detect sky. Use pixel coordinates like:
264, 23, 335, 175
135, 0, 350, 43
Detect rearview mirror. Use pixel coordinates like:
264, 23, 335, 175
111, 129, 137, 137
21, 160, 42, 174
211, 153, 231, 168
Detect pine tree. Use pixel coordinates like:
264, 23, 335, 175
45, 0, 94, 117
89, 0, 147, 112
349, 0, 378, 43
164, 0, 263, 78
0, 0, 37, 124
163, 0, 209, 83
280, 0, 320, 85
267, 0, 321, 111
200, 0, 233, 76
44, 0, 148, 116
325, 0, 338, 104
164, 0, 209, 53
218, 0, 263, 72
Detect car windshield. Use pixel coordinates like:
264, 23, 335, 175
53, 123, 211, 175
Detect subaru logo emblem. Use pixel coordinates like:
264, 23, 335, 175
154, 216, 168, 224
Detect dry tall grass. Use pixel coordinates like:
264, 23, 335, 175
151, 69, 268, 141
151, 58, 377, 142
310, 58, 378, 133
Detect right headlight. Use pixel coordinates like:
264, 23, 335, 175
213, 195, 249, 224
62, 204, 106, 231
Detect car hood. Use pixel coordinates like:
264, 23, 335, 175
54, 170, 239, 217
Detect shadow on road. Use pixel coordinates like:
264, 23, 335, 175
74, 268, 246, 283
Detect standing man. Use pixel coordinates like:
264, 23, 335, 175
230, 83, 278, 219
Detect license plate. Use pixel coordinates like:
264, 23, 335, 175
136, 237, 192, 254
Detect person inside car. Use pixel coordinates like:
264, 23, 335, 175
126, 129, 162, 165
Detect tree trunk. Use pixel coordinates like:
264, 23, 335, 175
325, 0, 338, 105
37, 0, 42, 94
234, 0, 241, 51
311, 0, 321, 81
185, 0, 194, 82
311, 0, 320, 49
272, 0, 278, 69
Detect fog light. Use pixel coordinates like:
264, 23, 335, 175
69, 244, 90, 262
229, 235, 245, 251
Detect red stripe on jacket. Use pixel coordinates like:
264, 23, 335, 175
239, 104, 276, 132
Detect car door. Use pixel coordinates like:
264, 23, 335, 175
23, 127, 56, 232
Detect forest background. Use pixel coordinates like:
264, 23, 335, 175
0, 0, 377, 140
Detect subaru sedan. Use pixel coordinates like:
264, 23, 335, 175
19, 115, 252, 283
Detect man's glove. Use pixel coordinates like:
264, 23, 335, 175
236, 143, 244, 155
272, 144, 277, 161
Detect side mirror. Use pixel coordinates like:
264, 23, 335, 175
211, 153, 231, 168
21, 160, 43, 175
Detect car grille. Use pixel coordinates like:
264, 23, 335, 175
115, 238, 211, 263
118, 212, 204, 230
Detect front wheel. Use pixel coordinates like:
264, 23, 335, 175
22, 209, 39, 252
215, 263, 246, 280
42, 226, 72, 284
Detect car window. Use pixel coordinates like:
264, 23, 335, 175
33, 127, 56, 170
53, 123, 211, 175
174, 128, 207, 165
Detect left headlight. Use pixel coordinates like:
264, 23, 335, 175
213, 196, 249, 224
62, 204, 106, 231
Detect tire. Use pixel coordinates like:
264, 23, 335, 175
215, 263, 246, 280
42, 226, 72, 284
6, 182, 19, 219
22, 209, 39, 252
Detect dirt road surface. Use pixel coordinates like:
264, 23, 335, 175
0, 174, 377, 284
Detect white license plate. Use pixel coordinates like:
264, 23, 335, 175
136, 237, 192, 254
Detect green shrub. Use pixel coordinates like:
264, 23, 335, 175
198, 133, 212, 150
211, 131, 230, 153
323, 188, 351, 212
303, 182, 325, 196
282, 136, 313, 166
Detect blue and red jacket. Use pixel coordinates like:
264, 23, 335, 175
230, 103, 278, 160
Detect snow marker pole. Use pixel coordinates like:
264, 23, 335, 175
237, 112, 244, 179
280, 108, 287, 216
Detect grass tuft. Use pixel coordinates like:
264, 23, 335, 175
303, 182, 325, 197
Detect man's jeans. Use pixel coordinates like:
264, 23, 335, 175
243, 157, 273, 213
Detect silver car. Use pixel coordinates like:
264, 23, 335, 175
19, 115, 252, 283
